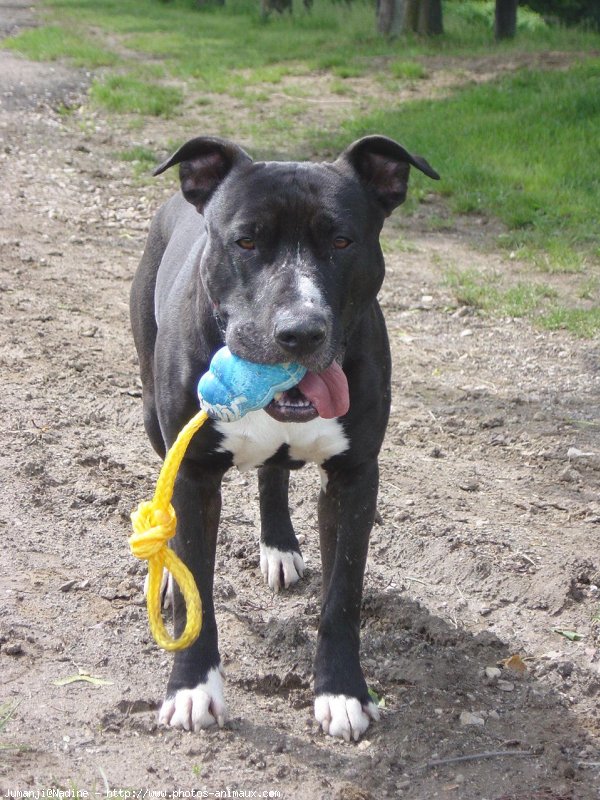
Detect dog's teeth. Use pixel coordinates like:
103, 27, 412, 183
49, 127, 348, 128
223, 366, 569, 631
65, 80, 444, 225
274, 392, 283, 401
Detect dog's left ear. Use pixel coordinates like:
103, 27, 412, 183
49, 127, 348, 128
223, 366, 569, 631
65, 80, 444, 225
153, 136, 253, 212
337, 135, 440, 216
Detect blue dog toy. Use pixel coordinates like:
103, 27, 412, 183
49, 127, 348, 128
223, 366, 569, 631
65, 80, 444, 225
131, 345, 309, 651
197, 346, 307, 422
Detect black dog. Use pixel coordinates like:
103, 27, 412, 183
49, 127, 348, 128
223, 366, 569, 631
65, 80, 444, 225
130, 135, 438, 741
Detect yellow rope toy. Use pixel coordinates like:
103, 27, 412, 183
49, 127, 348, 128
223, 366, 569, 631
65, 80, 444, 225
129, 410, 208, 651
128, 346, 308, 652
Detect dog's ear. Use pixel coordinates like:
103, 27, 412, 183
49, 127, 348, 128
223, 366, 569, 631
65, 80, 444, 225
154, 137, 252, 212
337, 135, 440, 216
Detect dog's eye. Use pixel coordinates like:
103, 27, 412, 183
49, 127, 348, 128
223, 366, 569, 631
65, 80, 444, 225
333, 237, 352, 250
236, 237, 256, 251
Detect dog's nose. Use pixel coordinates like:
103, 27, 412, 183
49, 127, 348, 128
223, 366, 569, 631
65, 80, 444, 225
275, 315, 328, 356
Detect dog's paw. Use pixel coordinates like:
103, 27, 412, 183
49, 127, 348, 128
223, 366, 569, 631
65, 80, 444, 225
158, 667, 227, 732
314, 694, 380, 742
143, 568, 174, 609
259, 544, 305, 592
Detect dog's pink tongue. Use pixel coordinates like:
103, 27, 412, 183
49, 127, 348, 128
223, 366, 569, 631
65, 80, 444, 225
297, 361, 349, 419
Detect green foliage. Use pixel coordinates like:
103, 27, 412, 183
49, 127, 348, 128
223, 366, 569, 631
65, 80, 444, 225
523, 0, 600, 30
452, 1, 546, 32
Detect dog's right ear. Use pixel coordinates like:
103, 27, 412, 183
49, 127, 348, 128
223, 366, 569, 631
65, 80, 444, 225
153, 137, 252, 213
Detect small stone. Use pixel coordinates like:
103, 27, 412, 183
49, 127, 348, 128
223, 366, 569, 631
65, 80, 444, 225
460, 480, 480, 493
497, 680, 515, 692
459, 711, 485, 727
567, 447, 595, 460
357, 739, 371, 750
481, 417, 504, 429
484, 667, 502, 684
60, 580, 77, 592
4, 642, 23, 656
560, 467, 580, 483
557, 661, 574, 678
452, 306, 470, 318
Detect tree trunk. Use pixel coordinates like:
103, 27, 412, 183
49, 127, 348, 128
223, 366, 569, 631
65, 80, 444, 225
403, 0, 420, 32
417, 0, 443, 35
378, 0, 442, 37
377, 0, 405, 36
495, 0, 518, 40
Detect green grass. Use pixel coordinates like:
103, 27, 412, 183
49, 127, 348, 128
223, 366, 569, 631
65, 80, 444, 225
444, 267, 599, 337
90, 75, 183, 116
325, 59, 600, 266
2, 24, 118, 66
539, 307, 600, 338
0, 701, 27, 752
390, 60, 428, 80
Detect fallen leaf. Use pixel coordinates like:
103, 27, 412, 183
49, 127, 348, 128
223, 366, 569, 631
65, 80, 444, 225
368, 688, 386, 708
53, 671, 113, 687
504, 654, 527, 674
552, 628, 585, 642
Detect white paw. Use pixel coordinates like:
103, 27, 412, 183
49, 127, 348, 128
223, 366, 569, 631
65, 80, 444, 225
314, 694, 380, 742
259, 544, 305, 592
158, 666, 227, 731
143, 568, 173, 609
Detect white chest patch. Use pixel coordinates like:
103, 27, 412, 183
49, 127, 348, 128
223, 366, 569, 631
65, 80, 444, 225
215, 410, 349, 472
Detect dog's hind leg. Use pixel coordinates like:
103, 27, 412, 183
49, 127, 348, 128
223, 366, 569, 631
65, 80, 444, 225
258, 465, 305, 592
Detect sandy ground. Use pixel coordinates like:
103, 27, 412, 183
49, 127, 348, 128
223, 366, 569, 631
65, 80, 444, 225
1, 2, 599, 798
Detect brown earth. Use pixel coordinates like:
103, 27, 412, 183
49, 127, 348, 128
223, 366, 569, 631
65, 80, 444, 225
1, 2, 599, 798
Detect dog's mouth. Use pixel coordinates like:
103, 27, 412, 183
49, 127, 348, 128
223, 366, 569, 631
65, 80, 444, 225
265, 361, 349, 423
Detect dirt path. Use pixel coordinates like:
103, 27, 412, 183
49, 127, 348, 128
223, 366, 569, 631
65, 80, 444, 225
1, 3, 599, 798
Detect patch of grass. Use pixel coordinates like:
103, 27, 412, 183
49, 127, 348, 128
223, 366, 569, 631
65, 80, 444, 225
444, 267, 599, 337
331, 79, 356, 96
332, 63, 366, 79
116, 144, 158, 175
578, 276, 600, 300
325, 59, 600, 266
90, 75, 183, 116
117, 145, 156, 163
513, 242, 587, 274
447, 269, 561, 318
539, 307, 600, 338
390, 60, 427, 80
0, 701, 27, 752
2, 24, 118, 67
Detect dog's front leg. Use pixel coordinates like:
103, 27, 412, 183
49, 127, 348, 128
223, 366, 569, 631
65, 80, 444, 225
158, 463, 227, 732
258, 465, 305, 592
314, 459, 380, 741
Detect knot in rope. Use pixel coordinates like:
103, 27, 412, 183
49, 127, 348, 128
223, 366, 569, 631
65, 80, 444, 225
130, 502, 176, 559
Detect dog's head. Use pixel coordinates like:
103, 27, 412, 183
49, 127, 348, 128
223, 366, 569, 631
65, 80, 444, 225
155, 136, 439, 420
